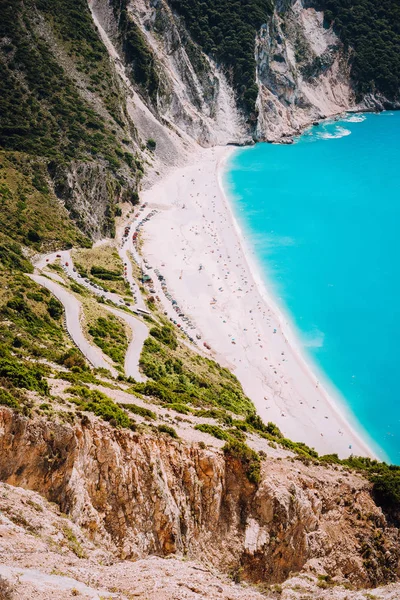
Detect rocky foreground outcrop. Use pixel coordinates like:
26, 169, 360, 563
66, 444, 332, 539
0, 406, 399, 595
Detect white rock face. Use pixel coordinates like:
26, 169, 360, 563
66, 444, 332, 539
90, 0, 396, 155
255, 0, 355, 141
244, 518, 269, 554
92, 0, 248, 149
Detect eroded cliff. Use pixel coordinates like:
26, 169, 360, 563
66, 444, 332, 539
0, 406, 399, 591
88, 0, 400, 149
255, 0, 354, 140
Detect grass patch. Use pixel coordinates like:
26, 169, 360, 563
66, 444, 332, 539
67, 385, 131, 428
88, 314, 128, 366
135, 322, 254, 415
119, 402, 156, 420
223, 439, 261, 485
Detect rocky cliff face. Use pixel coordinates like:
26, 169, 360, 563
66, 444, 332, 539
90, 0, 248, 150
89, 0, 393, 150
255, 0, 355, 141
1, 406, 399, 589
4, 480, 400, 600
49, 160, 139, 240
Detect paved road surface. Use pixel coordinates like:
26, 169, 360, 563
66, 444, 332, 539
103, 306, 148, 382
29, 274, 118, 377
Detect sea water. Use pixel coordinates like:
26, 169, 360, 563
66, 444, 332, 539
224, 112, 400, 464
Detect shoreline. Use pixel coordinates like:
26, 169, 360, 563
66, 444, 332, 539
217, 146, 384, 461
141, 142, 385, 461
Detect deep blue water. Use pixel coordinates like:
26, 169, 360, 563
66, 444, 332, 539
224, 112, 400, 464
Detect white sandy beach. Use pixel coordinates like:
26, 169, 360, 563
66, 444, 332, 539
141, 145, 383, 460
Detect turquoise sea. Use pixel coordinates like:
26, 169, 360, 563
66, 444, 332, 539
224, 112, 400, 464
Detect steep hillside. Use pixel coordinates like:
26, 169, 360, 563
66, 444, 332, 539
90, 0, 248, 149
3, 479, 400, 599
1, 403, 400, 598
0, 0, 142, 242
321, 0, 400, 101
1, 0, 400, 597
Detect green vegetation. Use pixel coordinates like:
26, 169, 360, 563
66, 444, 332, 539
167, 0, 273, 114
0, 0, 125, 163
0, 387, 22, 411
322, 0, 400, 99
0, 236, 33, 273
70, 282, 88, 296
119, 402, 157, 420
157, 424, 179, 439
90, 266, 123, 281
193, 408, 228, 420
167, 402, 192, 414
135, 324, 254, 415
245, 412, 283, 438
0, 358, 48, 395
111, 0, 162, 104
195, 423, 231, 441
223, 438, 261, 485
88, 315, 128, 366
0, 271, 84, 415
149, 325, 177, 349
61, 523, 86, 559
67, 385, 131, 428
35, 0, 125, 126
147, 138, 156, 150
0, 273, 72, 364
0, 154, 88, 252
0, 0, 141, 244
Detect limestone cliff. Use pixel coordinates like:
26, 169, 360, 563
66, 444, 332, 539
3, 481, 400, 600
90, 0, 248, 150
255, 0, 354, 141
0, 406, 399, 592
88, 0, 399, 149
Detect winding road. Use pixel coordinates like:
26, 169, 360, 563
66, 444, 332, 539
103, 305, 148, 382
29, 273, 119, 377
32, 248, 149, 381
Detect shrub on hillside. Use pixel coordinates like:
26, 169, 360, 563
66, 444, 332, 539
0, 358, 48, 395
68, 385, 131, 428
195, 423, 230, 441
157, 424, 179, 439
149, 325, 177, 349
0, 387, 20, 410
119, 402, 156, 420
371, 471, 400, 517
223, 438, 261, 485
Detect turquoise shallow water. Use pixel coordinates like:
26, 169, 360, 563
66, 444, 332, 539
224, 112, 400, 464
